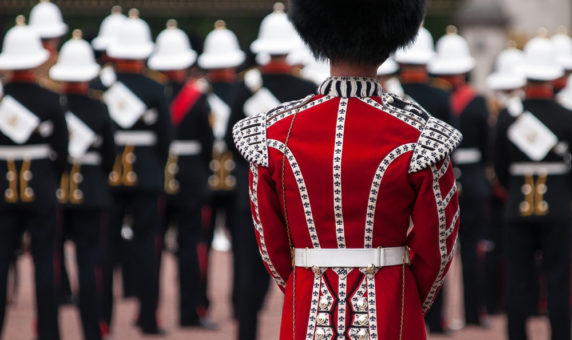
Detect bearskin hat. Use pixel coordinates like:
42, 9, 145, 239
288, 0, 426, 65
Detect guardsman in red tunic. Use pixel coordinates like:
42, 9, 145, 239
232, 1, 462, 340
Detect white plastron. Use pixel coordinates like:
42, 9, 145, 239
243, 87, 281, 117
508, 111, 558, 161
65, 112, 97, 158
103, 81, 147, 128
0, 95, 40, 144
208, 93, 231, 140
100, 64, 117, 87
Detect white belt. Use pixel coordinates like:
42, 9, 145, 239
69, 152, 101, 165
453, 148, 482, 165
115, 131, 157, 146
0, 144, 51, 160
294, 247, 409, 268
509, 162, 570, 175
169, 140, 202, 156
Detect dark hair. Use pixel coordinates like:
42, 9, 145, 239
288, 0, 426, 65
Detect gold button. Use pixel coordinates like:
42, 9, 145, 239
357, 297, 367, 311
521, 184, 532, 195
22, 170, 32, 181
519, 201, 530, 213
358, 328, 368, 340
167, 163, 178, 175
24, 187, 34, 198
312, 266, 321, 276
317, 313, 328, 325
4, 188, 14, 198
536, 183, 547, 194
366, 264, 376, 274
126, 171, 137, 183
6, 171, 15, 181
73, 190, 83, 201
125, 152, 136, 164
72, 172, 83, 183
315, 328, 326, 340
225, 176, 236, 187
224, 159, 235, 171
109, 172, 119, 182
537, 200, 549, 212
210, 160, 220, 171
319, 297, 329, 310
169, 180, 179, 191
56, 189, 64, 200
358, 314, 369, 326
208, 175, 219, 186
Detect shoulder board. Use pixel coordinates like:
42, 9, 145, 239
233, 94, 315, 167
384, 92, 430, 121
408, 116, 463, 173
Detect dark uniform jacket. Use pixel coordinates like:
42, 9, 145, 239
227, 71, 317, 211
494, 98, 572, 223
452, 92, 490, 199
106, 72, 173, 192
59, 93, 116, 209
164, 80, 214, 206
0, 82, 68, 212
402, 82, 452, 123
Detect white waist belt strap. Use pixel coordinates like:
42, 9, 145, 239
0, 144, 51, 160
294, 247, 410, 268
509, 162, 570, 175
170, 140, 202, 156
453, 148, 482, 165
115, 131, 157, 146
69, 152, 101, 165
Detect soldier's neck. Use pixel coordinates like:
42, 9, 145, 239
9, 70, 36, 83
63, 82, 89, 95
525, 83, 553, 99
114, 60, 145, 74
330, 60, 378, 79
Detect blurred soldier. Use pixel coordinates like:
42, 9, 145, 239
49, 30, 116, 340
100, 9, 173, 335
91, 6, 126, 86
557, 74, 572, 110
485, 43, 527, 314
148, 19, 215, 329
28, 0, 68, 93
429, 26, 491, 327
227, 3, 316, 340
395, 26, 453, 333
233, 1, 461, 339
376, 56, 400, 93
551, 28, 572, 94
494, 33, 572, 340
0, 16, 67, 340
197, 20, 246, 320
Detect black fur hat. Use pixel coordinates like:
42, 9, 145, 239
288, 0, 426, 65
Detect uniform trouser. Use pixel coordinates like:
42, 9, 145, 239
165, 200, 204, 325
459, 196, 486, 324
61, 209, 105, 340
55, 219, 73, 304
424, 290, 445, 332
0, 207, 60, 340
101, 191, 161, 332
233, 208, 270, 340
207, 193, 237, 312
505, 220, 571, 340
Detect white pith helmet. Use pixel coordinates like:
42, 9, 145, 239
518, 28, 564, 81
106, 8, 154, 60
148, 20, 197, 71
50, 30, 100, 82
91, 6, 126, 52
0, 16, 49, 70
428, 26, 475, 75
377, 57, 399, 76
250, 2, 299, 55
301, 58, 330, 84
394, 26, 435, 65
551, 28, 572, 71
28, 0, 68, 39
286, 34, 314, 67
486, 41, 526, 91
198, 20, 245, 69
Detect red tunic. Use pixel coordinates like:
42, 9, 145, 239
233, 77, 462, 340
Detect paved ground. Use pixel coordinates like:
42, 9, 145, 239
2, 247, 552, 340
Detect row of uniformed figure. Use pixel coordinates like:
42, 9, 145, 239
376, 24, 572, 340
1, 1, 572, 340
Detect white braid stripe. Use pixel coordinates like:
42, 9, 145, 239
268, 139, 321, 248
267, 95, 335, 127
305, 275, 323, 340
437, 156, 451, 180
334, 98, 348, 248
364, 143, 415, 247
443, 182, 457, 207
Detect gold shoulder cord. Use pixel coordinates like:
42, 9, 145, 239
281, 107, 300, 340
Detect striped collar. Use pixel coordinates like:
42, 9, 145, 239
318, 77, 383, 98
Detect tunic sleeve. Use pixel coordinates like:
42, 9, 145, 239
407, 156, 459, 314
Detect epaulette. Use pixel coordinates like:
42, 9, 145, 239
233, 94, 314, 167
408, 116, 463, 173
144, 68, 168, 85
